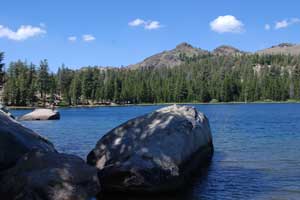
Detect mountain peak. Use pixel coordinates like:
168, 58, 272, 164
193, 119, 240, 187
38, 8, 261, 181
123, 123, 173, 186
271, 43, 295, 48
213, 45, 243, 55
128, 43, 208, 69
176, 42, 194, 49
257, 43, 300, 55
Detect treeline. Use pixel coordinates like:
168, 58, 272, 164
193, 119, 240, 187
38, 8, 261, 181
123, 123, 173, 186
1, 52, 300, 106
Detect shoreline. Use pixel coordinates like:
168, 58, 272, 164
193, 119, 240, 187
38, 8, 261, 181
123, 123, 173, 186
6, 100, 300, 109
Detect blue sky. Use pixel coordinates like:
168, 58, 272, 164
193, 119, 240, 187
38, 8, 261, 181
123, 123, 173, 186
0, 0, 300, 71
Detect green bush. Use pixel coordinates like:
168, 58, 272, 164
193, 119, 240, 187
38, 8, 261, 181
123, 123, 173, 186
209, 99, 219, 103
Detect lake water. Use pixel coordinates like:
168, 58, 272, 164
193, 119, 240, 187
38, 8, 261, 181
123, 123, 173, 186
11, 104, 300, 200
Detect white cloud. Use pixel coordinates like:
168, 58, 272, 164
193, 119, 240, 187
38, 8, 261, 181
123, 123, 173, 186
144, 21, 161, 30
68, 36, 77, 42
291, 18, 300, 23
128, 18, 162, 30
82, 34, 95, 42
265, 24, 271, 30
0, 25, 46, 41
275, 20, 289, 29
210, 15, 244, 33
128, 18, 145, 27
275, 18, 300, 30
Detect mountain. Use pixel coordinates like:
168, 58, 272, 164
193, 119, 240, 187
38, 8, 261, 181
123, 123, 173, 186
128, 42, 209, 69
256, 43, 300, 55
128, 42, 300, 69
213, 45, 245, 56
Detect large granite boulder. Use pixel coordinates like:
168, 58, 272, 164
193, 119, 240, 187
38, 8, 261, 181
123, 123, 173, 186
19, 108, 60, 121
0, 110, 55, 171
0, 150, 100, 200
0, 104, 14, 119
0, 110, 100, 200
87, 105, 213, 193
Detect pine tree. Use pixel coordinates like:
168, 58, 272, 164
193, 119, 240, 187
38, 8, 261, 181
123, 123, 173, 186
57, 65, 74, 105
2, 54, 300, 106
28, 63, 37, 106
0, 52, 4, 88
37, 59, 50, 106
70, 73, 82, 105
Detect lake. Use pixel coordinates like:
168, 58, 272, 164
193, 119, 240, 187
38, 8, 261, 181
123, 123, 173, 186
11, 104, 300, 200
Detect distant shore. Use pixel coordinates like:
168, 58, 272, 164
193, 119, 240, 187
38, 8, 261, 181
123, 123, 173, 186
6, 100, 300, 109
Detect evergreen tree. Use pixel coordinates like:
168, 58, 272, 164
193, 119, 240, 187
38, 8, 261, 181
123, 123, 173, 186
0, 52, 4, 88
57, 65, 74, 105
37, 59, 50, 106
2, 54, 300, 106
71, 73, 82, 105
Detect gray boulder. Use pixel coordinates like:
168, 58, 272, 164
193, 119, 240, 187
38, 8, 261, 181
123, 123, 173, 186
0, 150, 100, 200
0, 104, 14, 119
87, 104, 213, 193
19, 108, 60, 121
0, 110, 55, 171
0, 104, 9, 113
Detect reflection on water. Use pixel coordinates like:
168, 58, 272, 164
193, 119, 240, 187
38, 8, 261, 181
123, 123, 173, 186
97, 155, 276, 200
98, 161, 212, 200
12, 104, 300, 200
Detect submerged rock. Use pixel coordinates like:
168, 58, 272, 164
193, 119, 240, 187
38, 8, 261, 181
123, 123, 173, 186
0, 150, 100, 200
87, 104, 213, 193
0, 110, 55, 171
19, 108, 60, 121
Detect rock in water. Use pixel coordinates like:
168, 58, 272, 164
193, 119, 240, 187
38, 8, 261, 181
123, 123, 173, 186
87, 105, 213, 193
0, 150, 100, 200
19, 108, 60, 121
0, 104, 15, 119
0, 110, 55, 171
0, 110, 100, 200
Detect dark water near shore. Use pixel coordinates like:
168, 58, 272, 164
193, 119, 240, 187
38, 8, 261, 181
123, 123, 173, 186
12, 104, 300, 200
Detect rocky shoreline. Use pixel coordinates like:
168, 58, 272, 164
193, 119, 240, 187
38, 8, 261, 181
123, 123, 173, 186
0, 105, 213, 199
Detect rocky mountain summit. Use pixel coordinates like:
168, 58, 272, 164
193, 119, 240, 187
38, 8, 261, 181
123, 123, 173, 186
213, 45, 245, 56
256, 43, 300, 55
128, 42, 209, 69
128, 42, 300, 69
128, 42, 246, 69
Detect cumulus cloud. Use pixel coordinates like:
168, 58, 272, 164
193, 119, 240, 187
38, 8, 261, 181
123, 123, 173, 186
82, 34, 95, 42
128, 18, 145, 27
128, 18, 162, 30
144, 21, 161, 30
0, 24, 46, 41
275, 18, 300, 30
275, 20, 289, 29
210, 15, 244, 33
68, 36, 77, 42
265, 24, 271, 30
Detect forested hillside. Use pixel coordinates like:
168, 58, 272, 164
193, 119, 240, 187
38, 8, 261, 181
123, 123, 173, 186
1, 50, 300, 106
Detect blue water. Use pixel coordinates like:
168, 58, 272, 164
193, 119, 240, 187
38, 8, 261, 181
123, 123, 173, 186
11, 104, 300, 200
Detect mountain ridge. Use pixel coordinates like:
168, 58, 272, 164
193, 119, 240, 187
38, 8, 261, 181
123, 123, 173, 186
128, 42, 209, 69
127, 42, 300, 69
256, 43, 300, 55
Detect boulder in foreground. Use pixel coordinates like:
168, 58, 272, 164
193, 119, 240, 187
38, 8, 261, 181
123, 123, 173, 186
0, 110, 55, 171
0, 150, 100, 200
19, 108, 60, 121
87, 104, 213, 193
